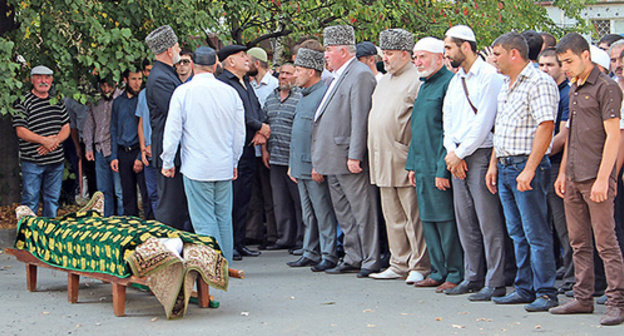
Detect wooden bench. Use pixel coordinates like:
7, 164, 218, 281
5, 247, 244, 317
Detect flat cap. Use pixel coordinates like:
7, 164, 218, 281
145, 25, 178, 55
379, 29, 414, 51
323, 25, 355, 47
217, 45, 247, 62
356, 42, 377, 58
294, 48, 325, 72
247, 47, 268, 63
193, 46, 217, 66
30, 65, 53, 76
413, 37, 445, 54
445, 25, 476, 43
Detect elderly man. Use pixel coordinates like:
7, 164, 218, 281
13, 65, 70, 217
145, 25, 191, 232
406, 37, 464, 292
161, 47, 245, 263
609, 40, 624, 89
367, 28, 429, 283
311, 25, 379, 278
552, 33, 624, 326
262, 63, 303, 250
442, 25, 508, 299
487, 32, 559, 312
286, 47, 340, 270
217, 45, 269, 260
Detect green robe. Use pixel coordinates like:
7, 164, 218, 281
406, 67, 455, 222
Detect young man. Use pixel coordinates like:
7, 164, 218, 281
136, 58, 157, 219
110, 68, 149, 217
13, 65, 70, 217
487, 32, 559, 312
551, 32, 624, 326
175, 48, 194, 83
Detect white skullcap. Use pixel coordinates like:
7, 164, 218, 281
445, 25, 476, 43
590, 45, 610, 71
413, 37, 445, 54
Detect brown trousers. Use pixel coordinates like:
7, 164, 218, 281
379, 186, 430, 274
564, 178, 624, 307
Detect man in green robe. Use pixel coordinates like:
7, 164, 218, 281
406, 37, 464, 293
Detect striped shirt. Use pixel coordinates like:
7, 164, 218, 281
12, 92, 69, 165
265, 88, 302, 166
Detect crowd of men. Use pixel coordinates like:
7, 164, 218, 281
12, 23, 624, 325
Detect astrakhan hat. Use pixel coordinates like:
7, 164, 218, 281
145, 25, 178, 55
379, 29, 414, 51
294, 48, 325, 72
323, 25, 355, 47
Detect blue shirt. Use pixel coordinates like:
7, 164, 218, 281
551, 79, 570, 164
110, 92, 140, 160
134, 89, 152, 147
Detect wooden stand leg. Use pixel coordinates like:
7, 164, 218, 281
26, 264, 37, 292
196, 277, 210, 308
112, 283, 126, 317
67, 273, 79, 303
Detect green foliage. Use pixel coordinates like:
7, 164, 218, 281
1, 0, 590, 116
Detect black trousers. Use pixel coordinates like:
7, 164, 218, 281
232, 146, 257, 249
80, 142, 97, 197
118, 146, 150, 218
155, 164, 192, 232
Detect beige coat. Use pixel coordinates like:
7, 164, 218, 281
367, 63, 421, 187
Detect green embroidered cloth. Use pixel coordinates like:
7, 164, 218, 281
13, 210, 222, 278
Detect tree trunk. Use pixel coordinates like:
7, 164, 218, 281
0, 115, 21, 205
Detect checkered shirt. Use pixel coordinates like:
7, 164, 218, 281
493, 63, 559, 158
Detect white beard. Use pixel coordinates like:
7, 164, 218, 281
416, 67, 435, 78
172, 51, 181, 65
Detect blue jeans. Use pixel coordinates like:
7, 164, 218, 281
21, 160, 64, 218
497, 156, 557, 299
143, 161, 159, 217
183, 176, 234, 263
94, 151, 123, 217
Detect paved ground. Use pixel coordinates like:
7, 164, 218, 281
0, 238, 622, 335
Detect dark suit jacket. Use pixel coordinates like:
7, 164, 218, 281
146, 60, 181, 168
311, 59, 377, 175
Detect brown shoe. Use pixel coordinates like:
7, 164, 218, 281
549, 299, 593, 314
414, 277, 442, 287
600, 306, 624, 326
435, 281, 457, 293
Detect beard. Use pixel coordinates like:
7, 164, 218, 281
416, 68, 435, 78
449, 52, 465, 68
126, 86, 140, 96
172, 51, 181, 65
278, 83, 293, 91
247, 68, 258, 77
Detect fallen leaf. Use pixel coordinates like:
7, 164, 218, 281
513, 322, 520, 325
400, 313, 408, 316
95, 322, 101, 326
457, 311, 469, 315
535, 325, 542, 329
151, 317, 158, 322
367, 324, 376, 328
362, 309, 374, 313
452, 324, 465, 329
241, 312, 249, 316
322, 302, 336, 305
42, 311, 50, 315
435, 317, 442, 321
289, 296, 295, 300
75, 324, 81, 328
330, 323, 337, 327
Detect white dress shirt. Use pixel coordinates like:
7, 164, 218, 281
314, 56, 356, 121
442, 57, 504, 159
161, 72, 245, 181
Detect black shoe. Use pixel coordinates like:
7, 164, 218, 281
286, 257, 318, 268
239, 246, 261, 257
357, 268, 377, 278
558, 282, 574, 294
233, 249, 242, 261
444, 280, 483, 295
325, 262, 359, 274
492, 291, 534, 304
468, 286, 507, 301
311, 260, 336, 272
265, 244, 290, 251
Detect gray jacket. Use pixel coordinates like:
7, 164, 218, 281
311, 59, 376, 175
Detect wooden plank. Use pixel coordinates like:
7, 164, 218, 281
25, 264, 37, 292
196, 276, 210, 308
67, 273, 79, 303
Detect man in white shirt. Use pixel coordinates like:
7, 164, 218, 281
161, 47, 245, 263
441, 25, 508, 301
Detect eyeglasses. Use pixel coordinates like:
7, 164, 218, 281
178, 59, 191, 65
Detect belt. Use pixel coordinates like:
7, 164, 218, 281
119, 144, 140, 152
498, 155, 529, 166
